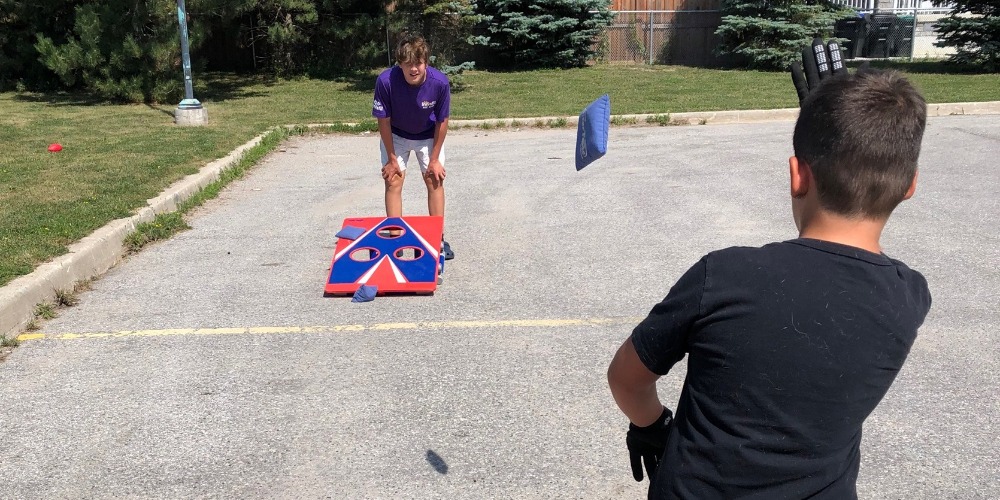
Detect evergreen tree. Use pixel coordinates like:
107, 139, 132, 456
197, 0, 389, 75
715, 0, 850, 70
33, 0, 209, 103
934, 0, 1000, 71
476, 0, 614, 69
24, 0, 391, 97
228, 0, 318, 74
0, 0, 83, 90
309, 0, 390, 72
390, 0, 487, 71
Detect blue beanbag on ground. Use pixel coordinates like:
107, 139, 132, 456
352, 284, 378, 302
575, 94, 611, 171
335, 225, 366, 240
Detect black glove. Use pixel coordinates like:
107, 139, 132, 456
790, 38, 849, 104
626, 406, 673, 482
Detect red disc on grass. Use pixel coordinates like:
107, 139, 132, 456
48, 143, 62, 152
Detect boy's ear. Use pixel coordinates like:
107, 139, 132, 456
789, 156, 811, 199
902, 170, 918, 200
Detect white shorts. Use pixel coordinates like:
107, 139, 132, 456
379, 134, 445, 174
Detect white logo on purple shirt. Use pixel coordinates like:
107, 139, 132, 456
373, 99, 384, 112
421, 100, 436, 109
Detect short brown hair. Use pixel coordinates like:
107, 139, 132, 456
793, 69, 926, 219
395, 33, 429, 64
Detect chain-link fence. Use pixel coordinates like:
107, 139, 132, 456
596, 10, 722, 66
835, 0, 950, 11
836, 10, 917, 59
836, 8, 955, 60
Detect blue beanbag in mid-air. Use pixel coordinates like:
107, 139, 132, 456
575, 94, 611, 171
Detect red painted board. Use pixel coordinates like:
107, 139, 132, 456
325, 216, 444, 296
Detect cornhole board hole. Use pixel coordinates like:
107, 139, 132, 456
325, 216, 443, 296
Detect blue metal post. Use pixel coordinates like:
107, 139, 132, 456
176, 0, 202, 109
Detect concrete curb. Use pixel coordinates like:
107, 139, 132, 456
2, 101, 999, 339
927, 101, 1000, 117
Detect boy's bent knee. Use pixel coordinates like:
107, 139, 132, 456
385, 173, 405, 191
422, 175, 444, 191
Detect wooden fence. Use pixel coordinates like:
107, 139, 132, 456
605, 0, 724, 66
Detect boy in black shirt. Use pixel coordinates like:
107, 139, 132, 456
607, 68, 932, 499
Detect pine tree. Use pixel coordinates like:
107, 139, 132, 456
8, 0, 393, 94
33, 0, 205, 103
229, 0, 319, 75
476, 0, 615, 69
0, 0, 84, 90
204, 0, 390, 75
389, 0, 487, 70
309, 0, 390, 72
715, 0, 850, 70
933, 0, 1000, 71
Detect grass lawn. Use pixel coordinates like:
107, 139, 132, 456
1, 62, 998, 287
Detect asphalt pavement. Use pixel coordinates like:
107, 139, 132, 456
1, 116, 997, 499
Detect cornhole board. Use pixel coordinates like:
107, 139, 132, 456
325, 216, 443, 296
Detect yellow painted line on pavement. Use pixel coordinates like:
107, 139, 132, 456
15, 317, 642, 342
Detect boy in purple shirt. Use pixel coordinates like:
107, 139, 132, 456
372, 34, 454, 259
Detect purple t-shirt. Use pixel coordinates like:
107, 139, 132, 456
372, 66, 451, 140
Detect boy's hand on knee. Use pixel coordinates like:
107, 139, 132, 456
426, 159, 446, 183
382, 160, 401, 181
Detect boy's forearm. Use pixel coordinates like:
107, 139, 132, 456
431, 118, 449, 161
378, 118, 395, 158
608, 339, 665, 427
610, 380, 664, 427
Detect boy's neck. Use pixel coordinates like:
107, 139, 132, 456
798, 210, 887, 255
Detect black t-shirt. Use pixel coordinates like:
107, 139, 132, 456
631, 238, 931, 499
